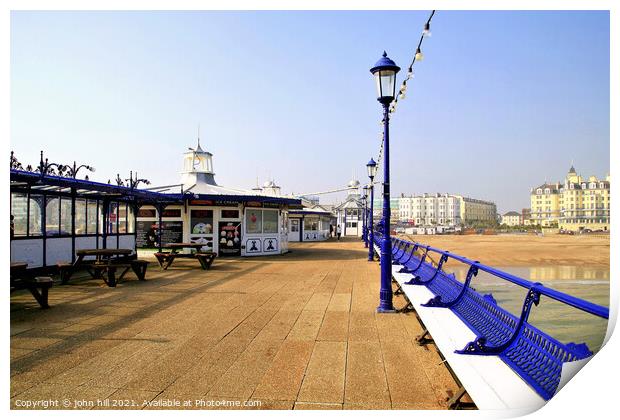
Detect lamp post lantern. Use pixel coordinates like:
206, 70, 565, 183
370, 51, 400, 313
362, 185, 370, 247
366, 158, 377, 261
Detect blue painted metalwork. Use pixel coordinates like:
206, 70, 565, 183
370, 52, 401, 313
376, 101, 395, 313
392, 241, 409, 263
362, 189, 368, 247
374, 235, 609, 401
398, 243, 418, 266
367, 159, 377, 262
400, 245, 429, 274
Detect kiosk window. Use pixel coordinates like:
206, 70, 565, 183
246, 209, 262, 233
263, 210, 278, 233
190, 210, 213, 234
304, 217, 319, 231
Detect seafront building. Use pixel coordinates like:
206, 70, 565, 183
530, 181, 563, 226
501, 211, 522, 226
397, 193, 497, 227
373, 197, 400, 222
530, 165, 610, 231
522, 208, 532, 225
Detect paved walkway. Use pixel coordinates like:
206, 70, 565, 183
11, 238, 460, 410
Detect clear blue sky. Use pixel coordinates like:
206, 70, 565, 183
10, 11, 609, 212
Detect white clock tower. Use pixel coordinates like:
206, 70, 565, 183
180, 135, 217, 189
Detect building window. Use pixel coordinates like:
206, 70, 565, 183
87, 200, 99, 234
246, 209, 279, 234
263, 210, 279, 233
191, 210, 214, 234
10, 193, 28, 237
304, 217, 319, 231
46, 197, 60, 236
108, 202, 118, 234
118, 203, 128, 234
29, 195, 43, 236
127, 206, 135, 234
75, 199, 87, 235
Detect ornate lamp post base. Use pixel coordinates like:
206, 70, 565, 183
377, 306, 397, 313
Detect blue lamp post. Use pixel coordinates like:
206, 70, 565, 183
366, 158, 377, 261
370, 51, 400, 313
362, 185, 370, 247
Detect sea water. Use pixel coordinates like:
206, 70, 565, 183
448, 265, 610, 353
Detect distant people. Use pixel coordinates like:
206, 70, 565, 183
10, 215, 15, 240
337, 224, 342, 240
329, 224, 334, 238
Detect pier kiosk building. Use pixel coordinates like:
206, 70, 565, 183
288, 199, 334, 242
136, 140, 300, 257
334, 178, 365, 237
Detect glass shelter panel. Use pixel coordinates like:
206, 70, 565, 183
10, 193, 28, 237
46, 197, 60, 236
75, 199, 87, 235
87, 200, 98, 234
60, 197, 72, 235
29, 195, 43, 236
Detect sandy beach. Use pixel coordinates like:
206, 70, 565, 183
399, 234, 610, 267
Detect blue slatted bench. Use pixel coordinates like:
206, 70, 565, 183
370, 234, 608, 411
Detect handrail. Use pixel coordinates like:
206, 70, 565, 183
369, 229, 609, 320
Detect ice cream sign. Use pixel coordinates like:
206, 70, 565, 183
218, 221, 241, 256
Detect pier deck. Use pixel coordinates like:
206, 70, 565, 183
11, 238, 460, 410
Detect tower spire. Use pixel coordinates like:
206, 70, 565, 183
196, 124, 203, 152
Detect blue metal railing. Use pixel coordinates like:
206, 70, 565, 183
369, 227, 609, 400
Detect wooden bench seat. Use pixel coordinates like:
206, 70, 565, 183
11, 276, 53, 309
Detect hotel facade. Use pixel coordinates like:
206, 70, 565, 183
397, 193, 497, 227
530, 165, 610, 231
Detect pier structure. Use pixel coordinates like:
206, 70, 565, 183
11, 239, 460, 409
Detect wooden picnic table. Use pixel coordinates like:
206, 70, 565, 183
154, 243, 217, 270
164, 243, 206, 253
11, 262, 28, 273
75, 248, 134, 261
60, 248, 148, 287
10, 261, 53, 308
